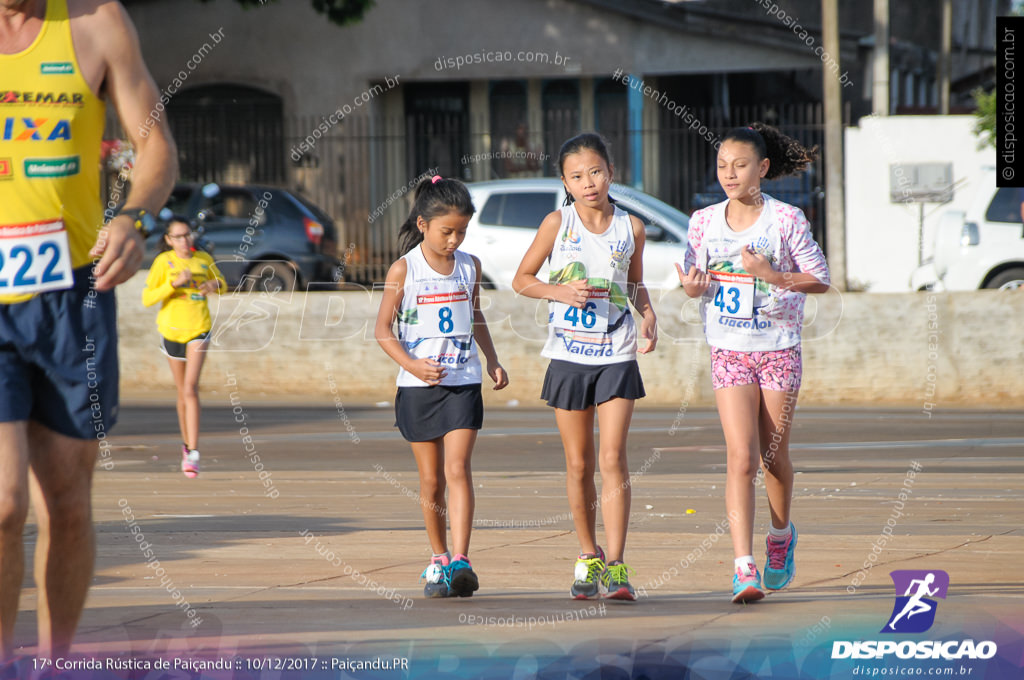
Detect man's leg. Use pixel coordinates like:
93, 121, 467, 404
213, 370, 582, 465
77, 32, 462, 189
0, 422, 30, 661
26, 422, 97, 660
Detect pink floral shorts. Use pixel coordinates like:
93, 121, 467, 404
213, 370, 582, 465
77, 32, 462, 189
711, 346, 802, 392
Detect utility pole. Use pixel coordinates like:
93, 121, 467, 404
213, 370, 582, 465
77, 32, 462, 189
823, 0, 847, 290
873, 0, 890, 115
939, 0, 952, 114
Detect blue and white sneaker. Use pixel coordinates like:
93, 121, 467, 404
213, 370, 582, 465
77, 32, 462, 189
570, 546, 606, 600
421, 555, 450, 598
448, 553, 479, 597
732, 564, 765, 603
601, 561, 637, 601
763, 523, 798, 591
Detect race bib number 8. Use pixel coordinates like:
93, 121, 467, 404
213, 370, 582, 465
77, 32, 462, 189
552, 288, 610, 332
418, 290, 472, 337
709, 270, 754, 319
0, 220, 74, 295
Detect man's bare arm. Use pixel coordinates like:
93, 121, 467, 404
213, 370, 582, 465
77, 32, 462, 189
87, 0, 177, 289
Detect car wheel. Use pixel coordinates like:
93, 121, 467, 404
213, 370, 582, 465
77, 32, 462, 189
986, 267, 1024, 290
242, 262, 297, 293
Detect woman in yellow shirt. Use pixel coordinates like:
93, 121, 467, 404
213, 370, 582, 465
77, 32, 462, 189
142, 216, 226, 478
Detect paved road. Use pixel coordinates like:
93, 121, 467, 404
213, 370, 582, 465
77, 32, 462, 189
11, 403, 1023, 678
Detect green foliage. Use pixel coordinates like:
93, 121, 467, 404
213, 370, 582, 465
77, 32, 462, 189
972, 88, 995, 150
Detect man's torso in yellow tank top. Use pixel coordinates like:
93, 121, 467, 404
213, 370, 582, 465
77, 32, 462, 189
0, 0, 108, 302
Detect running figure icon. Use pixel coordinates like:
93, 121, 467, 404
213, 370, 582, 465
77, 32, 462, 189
888, 572, 940, 630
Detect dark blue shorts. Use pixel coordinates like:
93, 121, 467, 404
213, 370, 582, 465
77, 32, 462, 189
161, 330, 210, 360
0, 266, 119, 440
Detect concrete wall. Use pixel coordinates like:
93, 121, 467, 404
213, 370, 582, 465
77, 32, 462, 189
119, 279, 1023, 408
844, 115, 996, 293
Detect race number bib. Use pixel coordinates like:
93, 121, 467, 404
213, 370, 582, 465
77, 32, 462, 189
552, 287, 610, 332
0, 220, 74, 295
417, 289, 472, 337
709, 270, 754, 319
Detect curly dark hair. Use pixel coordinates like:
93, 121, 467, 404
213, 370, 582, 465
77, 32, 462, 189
723, 123, 819, 180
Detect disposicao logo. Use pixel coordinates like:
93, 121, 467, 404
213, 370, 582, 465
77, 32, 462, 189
883, 569, 948, 634
831, 569, 997, 661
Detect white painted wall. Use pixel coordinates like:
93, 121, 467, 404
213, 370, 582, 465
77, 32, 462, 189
844, 115, 995, 292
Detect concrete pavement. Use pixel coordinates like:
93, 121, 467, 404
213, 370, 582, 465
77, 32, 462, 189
9, 404, 1023, 678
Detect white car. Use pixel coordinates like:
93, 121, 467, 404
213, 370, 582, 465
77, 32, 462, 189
462, 179, 690, 292
911, 167, 1024, 291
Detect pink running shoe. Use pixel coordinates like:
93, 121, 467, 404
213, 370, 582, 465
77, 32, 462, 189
181, 448, 200, 478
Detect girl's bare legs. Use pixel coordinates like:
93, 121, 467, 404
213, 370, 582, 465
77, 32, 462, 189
181, 340, 208, 450
555, 407, 598, 555
595, 397, 634, 563
758, 389, 798, 531
714, 384, 762, 559
441, 428, 477, 557
167, 357, 188, 447
410, 440, 447, 555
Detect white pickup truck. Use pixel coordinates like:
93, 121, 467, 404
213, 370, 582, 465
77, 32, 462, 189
911, 168, 1024, 291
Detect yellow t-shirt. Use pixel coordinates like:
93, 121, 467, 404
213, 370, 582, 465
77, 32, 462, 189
142, 250, 226, 343
0, 0, 107, 304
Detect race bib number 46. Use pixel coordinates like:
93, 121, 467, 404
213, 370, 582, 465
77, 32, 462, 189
0, 220, 74, 295
552, 288, 610, 332
709, 270, 754, 319
418, 289, 472, 337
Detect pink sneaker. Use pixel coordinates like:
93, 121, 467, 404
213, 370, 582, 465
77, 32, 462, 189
732, 564, 765, 603
181, 448, 200, 478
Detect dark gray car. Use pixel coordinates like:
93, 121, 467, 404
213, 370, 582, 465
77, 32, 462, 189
143, 183, 340, 291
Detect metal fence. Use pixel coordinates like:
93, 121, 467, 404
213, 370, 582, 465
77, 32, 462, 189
105, 102, 843, 283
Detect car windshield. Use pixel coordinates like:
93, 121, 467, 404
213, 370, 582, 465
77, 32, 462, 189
610, 186, 690, 232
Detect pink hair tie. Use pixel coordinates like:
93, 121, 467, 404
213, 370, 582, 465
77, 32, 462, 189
431, 175, 442, 184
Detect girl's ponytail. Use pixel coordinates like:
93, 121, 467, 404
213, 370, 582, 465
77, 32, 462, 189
723, 123, 819, 179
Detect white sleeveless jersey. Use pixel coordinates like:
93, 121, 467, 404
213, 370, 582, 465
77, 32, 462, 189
395, 246, 481, 387
698, 197, 794, 351
540, 203, 637, 365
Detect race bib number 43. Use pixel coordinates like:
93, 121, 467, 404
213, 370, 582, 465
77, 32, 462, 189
0, 220, 74, 295
709, 270, 754, 319
418, 289, 472, 337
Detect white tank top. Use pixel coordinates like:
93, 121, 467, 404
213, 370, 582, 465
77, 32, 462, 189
541, 203, 637, 365
395, 246, 481, 387
698, 197, 795, 351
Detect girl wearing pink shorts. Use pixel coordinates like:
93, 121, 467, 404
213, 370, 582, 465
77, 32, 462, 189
678, 123, 830, 603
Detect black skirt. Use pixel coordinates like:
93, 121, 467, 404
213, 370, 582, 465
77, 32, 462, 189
540, 359, 645, 411
394, 384, 484, 442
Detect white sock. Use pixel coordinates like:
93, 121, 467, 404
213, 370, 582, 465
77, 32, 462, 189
768, 523, 792, 541
734, 556, 756, 575
432, 552, 451, 563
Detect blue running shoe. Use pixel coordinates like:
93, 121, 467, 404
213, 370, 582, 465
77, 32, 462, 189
763, 523, 797, 590
421, 555, 450, 598
732, 564, 765, 603
601, 561, 637, 601
570, 546, 606, 600
448, 554, 479, 597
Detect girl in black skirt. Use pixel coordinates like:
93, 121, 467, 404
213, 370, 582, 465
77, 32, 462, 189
513, 134, 657, 600
375, 175, 509, 598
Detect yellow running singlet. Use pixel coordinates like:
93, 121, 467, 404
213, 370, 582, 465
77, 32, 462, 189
0, 0, 107, 303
